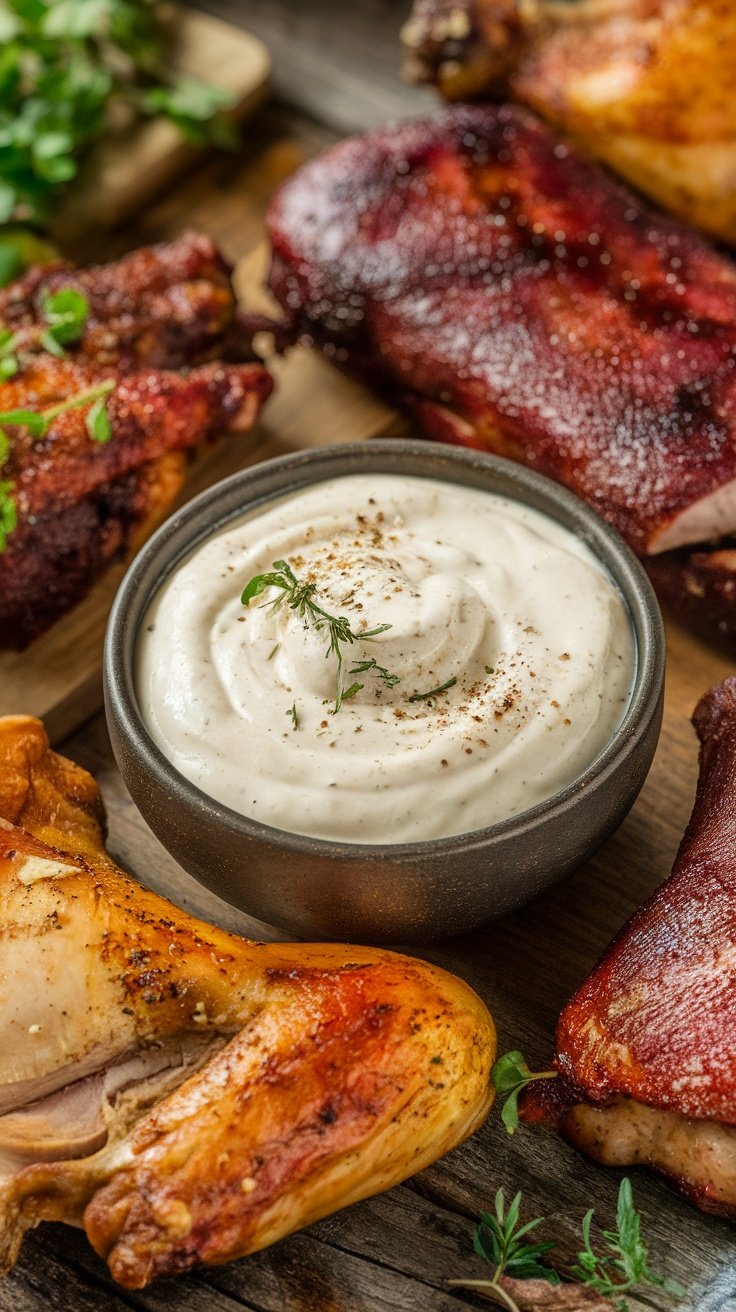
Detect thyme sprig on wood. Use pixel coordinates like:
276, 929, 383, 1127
448, 1187, 559, 1309
450, 1179, 684, 1312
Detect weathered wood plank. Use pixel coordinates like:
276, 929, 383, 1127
196, 0, 435, 136
4, 1230, 138, 1312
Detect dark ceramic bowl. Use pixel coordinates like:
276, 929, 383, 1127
104, 439, 664, 943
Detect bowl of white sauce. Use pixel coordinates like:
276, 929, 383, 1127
104, 439, 664, 942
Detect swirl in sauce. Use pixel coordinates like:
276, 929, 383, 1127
137, 474, 634, 843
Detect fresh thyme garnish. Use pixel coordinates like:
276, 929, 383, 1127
492, 1050, 558, 1134
241, 560, 395, 713
448, 1188, 559, 1308
0, 378, 115, 553
241, 560, 465, 715
407, 676, 457, 703
449, 1179, 684, 1312
268, 643, 280, 661
286, 702, 299, 731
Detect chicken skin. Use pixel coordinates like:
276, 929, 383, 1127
402, 0, 736, 245
0, 234, 272, 648
0, 716, 495, 1288
522, 679, 736, 1215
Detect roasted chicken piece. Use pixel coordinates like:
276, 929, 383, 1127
268, 105, 736, 559
402, 0, 736, 245
522, 678, 736, 1215
0, 234, 272, 648
0, 715, 495, 1288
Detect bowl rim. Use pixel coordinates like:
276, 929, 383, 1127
104, 438, 665, 860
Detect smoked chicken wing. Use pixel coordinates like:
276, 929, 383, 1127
0, 234, 272, 648
0, 716, 495, 1287
402, 0, 736, 245
522, 678, 736, 1215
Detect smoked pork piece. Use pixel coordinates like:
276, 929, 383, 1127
0, 234, 272, 648
401, 0, 736, 245
645, 545, 736, 653
522, 678, 736, 1216
0, 716, 495, 1288
267, 105, 736, 559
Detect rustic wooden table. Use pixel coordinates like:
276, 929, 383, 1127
4, 5, 736, 1310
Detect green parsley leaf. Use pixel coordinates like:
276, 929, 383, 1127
0, 480, 17, 552
0, 355, 19, 380
0, 3, 238, 223
491, 1050, 558, 1134
42, 288, 89, 346
0, 408, 48, 439
85, 395, 112, 443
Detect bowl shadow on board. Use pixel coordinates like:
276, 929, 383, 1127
104, 439, 665, 945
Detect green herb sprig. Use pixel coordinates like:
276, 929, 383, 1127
570, 1179, 683, 1303
448, 1188, 559, 1309
491, 1050, 558, 1134
450, 1180, 683, 1312
0, 378, 115, 446
0, 0, 237, 225
0, 288, 90, 379
0, 377, 115, 551
241, 560, 463, 715
342, 656, 401, 704
407, 675, 457, 703
241, 559, 395, 713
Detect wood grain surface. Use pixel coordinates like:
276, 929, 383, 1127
2, 14, 736, 1312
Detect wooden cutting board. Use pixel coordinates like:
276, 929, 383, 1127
50, 9, 271, 242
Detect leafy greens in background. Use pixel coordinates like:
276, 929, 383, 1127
0, 0, 237, 235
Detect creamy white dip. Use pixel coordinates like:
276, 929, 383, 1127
136, 474, 634, 843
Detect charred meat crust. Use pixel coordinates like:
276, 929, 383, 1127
0, 234, 273, 648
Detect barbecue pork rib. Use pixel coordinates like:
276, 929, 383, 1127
268, 105, 736, 560
0, 234, 272, 648
521, 678, 736, 1216
402, 0, 736, 245
0, 715, 495, 1288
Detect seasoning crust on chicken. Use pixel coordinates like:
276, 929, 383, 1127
268, 106, 736, 560
0, 233, 272, 649
402, 0, 736, 245
522, 678, 736, 1216
0, 716, 495, 1288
